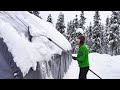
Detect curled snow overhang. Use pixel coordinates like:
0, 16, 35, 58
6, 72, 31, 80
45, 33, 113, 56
0, 11, 72, 52
0, 11, 72, 76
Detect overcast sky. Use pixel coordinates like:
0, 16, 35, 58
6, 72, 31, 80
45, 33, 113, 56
40, 11, 112, 27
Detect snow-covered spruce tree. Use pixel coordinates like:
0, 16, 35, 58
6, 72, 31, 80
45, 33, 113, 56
117, 11, 120, 24
67, 13, 86, 54
92, 11, 102, 53
47, 14, 53, 24
66, 21, 71, 41
117, 11, 120, 55
79, 11, 86, 31
66, 20, 76, 53
79, 11, 87, 47
103, 16, 110, 54
73, 15, 79, 29
73, 15, 81, 53
56, 12, 66, 35
86, 22, 94, 53
100, 23, 105, 54
108, 11, 119, 55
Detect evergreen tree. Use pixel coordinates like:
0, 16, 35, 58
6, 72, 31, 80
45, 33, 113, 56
73, 15, 79, 29
100, 23, 105, 54
117, 11, 120, 55
118, 11, 120, 24
92, 11, 102, 53
93, 11, 101, 27
47, 14, 53, 24
72, 15, 82, 53
79, 11, 86, 31
108, 11, 119, 55
33, 11, 39, 17
56, 12, 66, 34
86, 22, 93, 53
66, 20, 76, 53
104, 16, 110, 54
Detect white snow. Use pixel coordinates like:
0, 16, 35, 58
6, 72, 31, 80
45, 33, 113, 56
63, 53, 120, 79
76, 28, 84, 34
0, 11, 72, 53
0, 19, 42, 76
63, 59, 79, 79
0, 11, 72, 76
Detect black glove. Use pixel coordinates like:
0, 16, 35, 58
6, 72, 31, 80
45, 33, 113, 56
72, 56, 77, 60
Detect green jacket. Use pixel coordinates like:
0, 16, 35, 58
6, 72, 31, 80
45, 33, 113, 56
77, 44, 89, 68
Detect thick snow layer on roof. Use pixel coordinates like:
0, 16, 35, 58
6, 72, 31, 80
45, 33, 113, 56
0, 11, 71, 53
0, 19, 41, 76
0, 11, 72, 76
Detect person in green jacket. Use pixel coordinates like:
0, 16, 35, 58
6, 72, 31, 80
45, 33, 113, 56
72, 35, 89, 79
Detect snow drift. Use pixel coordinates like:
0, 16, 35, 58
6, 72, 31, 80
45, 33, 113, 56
64, 53, 120, 79
88, 53, 120, 79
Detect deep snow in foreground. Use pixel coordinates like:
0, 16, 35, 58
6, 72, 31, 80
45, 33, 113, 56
63, 53, 120, 79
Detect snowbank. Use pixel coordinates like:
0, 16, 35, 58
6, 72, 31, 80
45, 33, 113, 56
0, 11, 72, 76
88, 53, 120, 79
64, 53, 120, 79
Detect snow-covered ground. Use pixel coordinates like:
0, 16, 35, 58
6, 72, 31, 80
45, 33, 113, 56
63, 53, 120, 79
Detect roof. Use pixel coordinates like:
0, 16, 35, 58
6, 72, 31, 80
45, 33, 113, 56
0, 11, 72, 76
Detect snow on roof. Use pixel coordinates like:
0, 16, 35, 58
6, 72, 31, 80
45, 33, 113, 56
0, 11, 71, 52
0, 11, 72, 76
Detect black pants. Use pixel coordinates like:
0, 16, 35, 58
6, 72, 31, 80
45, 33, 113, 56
79, 66, 89, 79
